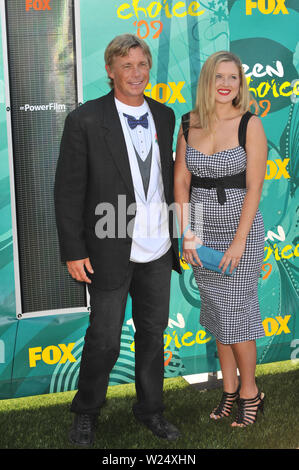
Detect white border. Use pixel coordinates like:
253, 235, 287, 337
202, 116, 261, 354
0, 0, 89, 319
0, 0, 23, 318
73, 0, 89, 313
20, 306, 89, 320
74, 0, 83, 105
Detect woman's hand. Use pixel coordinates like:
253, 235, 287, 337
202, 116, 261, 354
182, 229, 203, 267
219, 238, 246, 274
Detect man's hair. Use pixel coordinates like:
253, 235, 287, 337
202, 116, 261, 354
104, 34, 152, 89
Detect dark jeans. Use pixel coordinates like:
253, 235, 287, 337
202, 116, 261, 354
70, 248, 173, 417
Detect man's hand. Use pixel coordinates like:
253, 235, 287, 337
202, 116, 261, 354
66, 258, 94, 284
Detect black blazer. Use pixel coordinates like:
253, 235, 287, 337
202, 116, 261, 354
54, 90, 181, 290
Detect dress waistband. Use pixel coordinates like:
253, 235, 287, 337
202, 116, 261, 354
191, 170, 246, 205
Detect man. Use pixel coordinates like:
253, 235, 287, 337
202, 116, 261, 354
54, 34, 181, 447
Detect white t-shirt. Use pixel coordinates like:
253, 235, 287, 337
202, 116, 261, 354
115, 97, 171, 263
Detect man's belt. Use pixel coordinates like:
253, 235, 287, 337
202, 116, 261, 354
191, 170, 246, 205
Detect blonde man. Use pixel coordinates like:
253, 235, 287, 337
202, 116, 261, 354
55, 34, 181, 446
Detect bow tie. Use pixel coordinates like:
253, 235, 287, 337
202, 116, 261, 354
123, 112, 149, 129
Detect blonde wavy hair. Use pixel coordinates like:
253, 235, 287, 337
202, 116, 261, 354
193, 51, 251, 130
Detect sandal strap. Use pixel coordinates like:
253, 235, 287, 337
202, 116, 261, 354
238, 391, 261, 404
213, 385, 240, 417
223, 390, 239, 398
235, 391, 264, 425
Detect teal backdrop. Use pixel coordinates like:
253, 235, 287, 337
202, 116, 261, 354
0, 0, 298, 399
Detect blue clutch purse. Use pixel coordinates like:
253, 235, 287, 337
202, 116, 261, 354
181, 226, 236, 276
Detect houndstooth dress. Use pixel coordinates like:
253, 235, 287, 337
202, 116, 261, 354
185, 113, 265, 344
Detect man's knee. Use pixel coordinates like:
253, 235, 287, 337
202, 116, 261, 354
84, 327, 121, 360
135, 328, 165, 350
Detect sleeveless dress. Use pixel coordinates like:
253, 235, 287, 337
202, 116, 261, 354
185, 112, 265, 344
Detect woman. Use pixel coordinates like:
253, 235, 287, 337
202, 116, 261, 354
174, 51, 267, 427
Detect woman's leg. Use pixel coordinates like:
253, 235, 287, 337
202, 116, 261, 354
230, 340, 262, 427
217, 340, 239, 392
231, 340, 258, 398
210, 339, 239, 419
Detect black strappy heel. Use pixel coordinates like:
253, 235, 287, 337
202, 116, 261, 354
210, 385, 240, 420
232, 391, 265, 427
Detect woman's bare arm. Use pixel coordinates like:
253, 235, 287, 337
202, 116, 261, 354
219, 116, 267, 273
174, 125, 202, 266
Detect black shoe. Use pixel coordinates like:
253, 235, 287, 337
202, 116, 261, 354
134, 412, 181, 441
69, 413, 97, 447
232, 391, 265, 427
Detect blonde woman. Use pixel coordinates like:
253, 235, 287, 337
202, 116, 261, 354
174, 51, 267, 427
